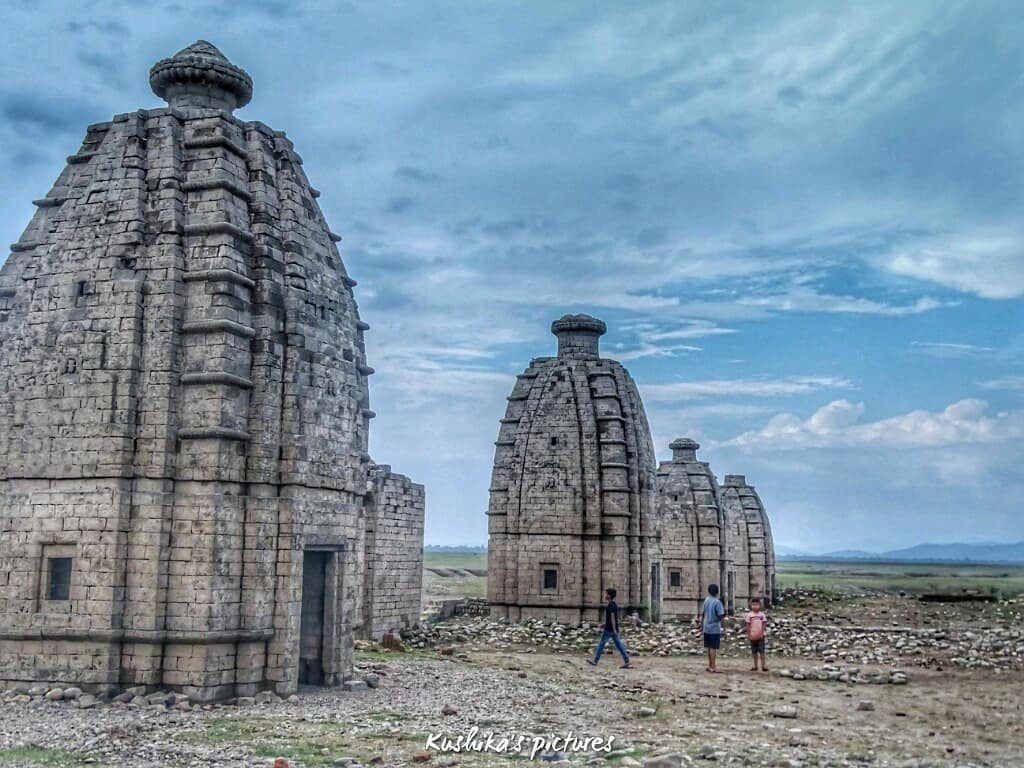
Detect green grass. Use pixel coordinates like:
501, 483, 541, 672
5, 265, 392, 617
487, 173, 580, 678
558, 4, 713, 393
776, 560, 1024, 596
186, 717, 364, 767
0, 747, 89, 766
423, 551, 488, 570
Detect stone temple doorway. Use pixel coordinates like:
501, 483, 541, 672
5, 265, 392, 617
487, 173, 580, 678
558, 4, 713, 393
650, 562, 661, 623
299, 550, 330, 685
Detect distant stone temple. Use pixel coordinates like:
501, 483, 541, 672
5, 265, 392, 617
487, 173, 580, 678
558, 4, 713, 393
487, 315, 660, 624
487, 315, 775, 623
0, 41, 423, 701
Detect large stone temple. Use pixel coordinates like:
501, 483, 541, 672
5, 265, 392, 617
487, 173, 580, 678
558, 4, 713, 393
0, 42, 424, 701
487, 315, 775, 623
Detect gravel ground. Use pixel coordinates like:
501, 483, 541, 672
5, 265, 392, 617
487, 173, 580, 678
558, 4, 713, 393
0, 593, 1021, 768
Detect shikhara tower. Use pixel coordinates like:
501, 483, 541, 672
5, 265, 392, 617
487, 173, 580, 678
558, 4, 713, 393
0, 41, 423, 700
487, 314, 661, 624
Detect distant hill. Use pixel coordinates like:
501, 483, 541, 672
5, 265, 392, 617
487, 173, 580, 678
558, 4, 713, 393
424, 544, 487, 553
781, 541, 1024, 564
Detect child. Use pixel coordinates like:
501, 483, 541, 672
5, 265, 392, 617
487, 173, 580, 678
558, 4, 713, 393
587, 588, 632, 668
744, 597, 769, 672
697, 583, 725, 673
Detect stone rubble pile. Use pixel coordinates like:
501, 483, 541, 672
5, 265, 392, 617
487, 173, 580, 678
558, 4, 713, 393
403, 603, 1024, 671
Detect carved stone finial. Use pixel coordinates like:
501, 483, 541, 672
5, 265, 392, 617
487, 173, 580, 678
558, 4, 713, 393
150, 40, 253, 111
669, 437, 700, 461
551, 314, 606, 359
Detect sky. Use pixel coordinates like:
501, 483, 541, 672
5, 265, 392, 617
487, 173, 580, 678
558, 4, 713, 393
1, 0, 1022, 552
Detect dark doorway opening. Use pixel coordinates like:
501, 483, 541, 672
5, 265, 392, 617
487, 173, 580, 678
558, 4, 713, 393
299, 551, 329, 685
650, 562, 661, 623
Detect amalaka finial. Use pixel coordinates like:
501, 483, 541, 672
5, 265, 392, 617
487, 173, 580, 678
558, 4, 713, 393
670, 437, 700, 461
551, 314, 606, 359
150, 40, 253, 112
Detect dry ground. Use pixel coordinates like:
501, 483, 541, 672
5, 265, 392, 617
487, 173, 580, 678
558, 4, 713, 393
1, 592, 1021, 768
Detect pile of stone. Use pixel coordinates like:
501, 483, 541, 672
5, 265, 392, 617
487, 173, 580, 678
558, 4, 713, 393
776, 665, 909, 685
402, 607, 1024, 671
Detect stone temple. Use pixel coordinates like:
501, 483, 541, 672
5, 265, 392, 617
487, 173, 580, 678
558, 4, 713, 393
487, 315, 660, 624
0, 41, 423, 701
488, 315, 775, 623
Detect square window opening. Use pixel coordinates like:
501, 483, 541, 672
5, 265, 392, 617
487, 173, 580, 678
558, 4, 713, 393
542, 567, 558, 591
669, 570, 681, 589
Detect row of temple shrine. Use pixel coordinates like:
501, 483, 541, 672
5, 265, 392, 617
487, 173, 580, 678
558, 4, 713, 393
487, 315, 775, 624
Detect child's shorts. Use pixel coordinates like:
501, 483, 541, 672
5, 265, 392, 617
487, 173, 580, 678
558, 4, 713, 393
703, 632, 722, 650
750, 638, 766, 654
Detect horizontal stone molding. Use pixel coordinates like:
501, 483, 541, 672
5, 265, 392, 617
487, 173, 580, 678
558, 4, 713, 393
357, 364, 375, 376
0, 287, 17, 298
356, 320, 370, 331
66, 152, 97, 164
342, 276, 358, 288
0, 627, 274, 644
183, 134, 247, 158
493, 439, 515, 447
9, 241, 43, 253
595, 414, 625, 422
600, 462, 631, 470
183, 221, 254, 243
181, 319, 256, 338
181, 371, 254, 388
499, 417, 520, 424
182, 177, 253, 201
182, 268, 256, 290
32, 197, 67, 208
329, 232, 342, 242
361, 408, 377, 419
178, 426, 251, 441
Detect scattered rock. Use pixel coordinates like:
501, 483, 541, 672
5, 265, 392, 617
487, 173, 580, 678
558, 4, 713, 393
343, 679, 368, 692
412, 750, 432, 763
643, 754, 683, 768
441, 703, 458, 716
44, 687, 64, 701
857, 700, 875, 711
772, 705, 799, 719
636, 706, 657, 717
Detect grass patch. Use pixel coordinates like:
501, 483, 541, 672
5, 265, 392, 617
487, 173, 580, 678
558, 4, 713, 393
776, 560, 1024, 596
0, 747, 89, 766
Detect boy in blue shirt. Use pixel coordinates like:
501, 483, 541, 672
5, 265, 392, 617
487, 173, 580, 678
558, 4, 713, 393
697, 583, 725, 673
587, 588, 632, 668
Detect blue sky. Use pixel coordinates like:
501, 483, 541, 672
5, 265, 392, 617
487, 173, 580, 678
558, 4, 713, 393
2, 1, 1022, 551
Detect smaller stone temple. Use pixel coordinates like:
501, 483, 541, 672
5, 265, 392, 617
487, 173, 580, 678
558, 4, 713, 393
487, 315, 660, 624
655, 438, 732, 619
721, 474, 775, 608
487, 316, 776, 623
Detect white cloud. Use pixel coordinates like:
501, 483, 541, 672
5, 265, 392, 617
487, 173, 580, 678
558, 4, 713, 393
742, 288, 947, 316
911, 341, 997, 358
979, 375, 1024, 391
641, 376, 853, 402
726, 398, 1024, 450
883, 230, 1024, 300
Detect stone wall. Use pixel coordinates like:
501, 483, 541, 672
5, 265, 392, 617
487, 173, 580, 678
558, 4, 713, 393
361, 466, 425, 639
0, 41, 422, 701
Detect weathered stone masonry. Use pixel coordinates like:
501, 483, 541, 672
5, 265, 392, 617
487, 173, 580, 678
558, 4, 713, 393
487, 315, 660, 625
488, 315, 775, 623
0, 41, 423, 700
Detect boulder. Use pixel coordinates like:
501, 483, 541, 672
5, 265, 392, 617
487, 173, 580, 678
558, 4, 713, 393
643, 754, 683, 768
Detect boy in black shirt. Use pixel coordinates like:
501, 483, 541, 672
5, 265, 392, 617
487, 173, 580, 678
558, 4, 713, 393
587, 588, 632, 668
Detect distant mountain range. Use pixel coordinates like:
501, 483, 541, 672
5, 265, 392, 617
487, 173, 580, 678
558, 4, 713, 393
778, 541, 1024, 564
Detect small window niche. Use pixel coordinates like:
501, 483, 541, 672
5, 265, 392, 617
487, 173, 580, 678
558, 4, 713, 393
40, 545, 75, 604
669, 569, 682, 589
541, 564, 559, 593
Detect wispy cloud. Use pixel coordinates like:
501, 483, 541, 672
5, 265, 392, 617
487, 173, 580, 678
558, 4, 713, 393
725, 398, 1024, 450
641, 376, 853, 403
